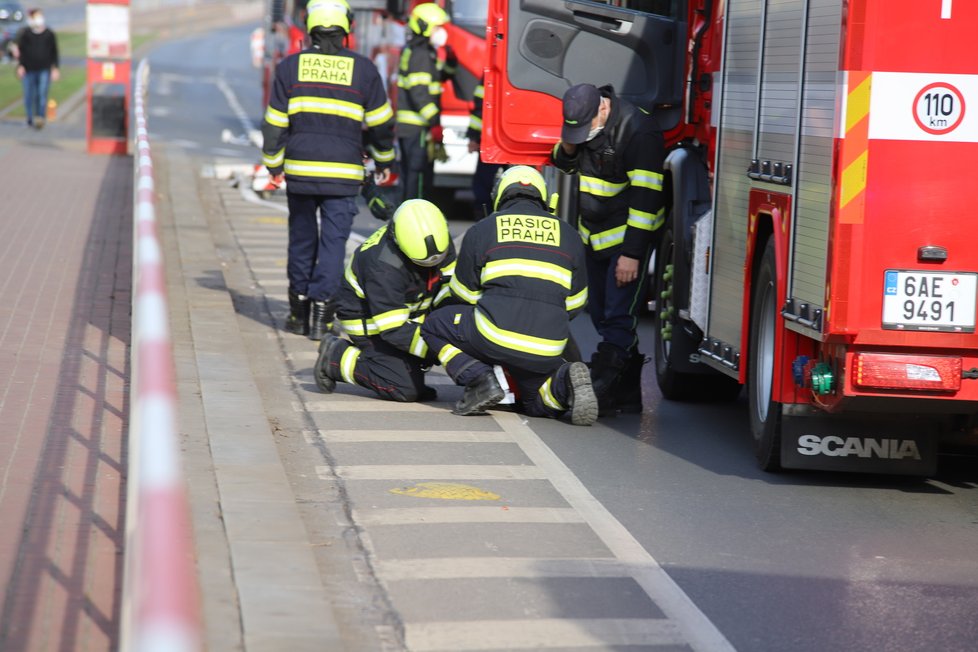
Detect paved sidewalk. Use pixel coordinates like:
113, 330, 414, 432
0, 126, 130, 649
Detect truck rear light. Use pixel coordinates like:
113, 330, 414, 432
852, 353, 961, 392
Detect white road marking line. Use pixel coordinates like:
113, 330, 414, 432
308, 429, 512, 443
374, 557, 632, 581
301, 400, 446, 413
405, 618, 685, 651
353, 507, 584, 526
323, 465, 548, 480
216, 77, 262, 148
493, 411, 736, 651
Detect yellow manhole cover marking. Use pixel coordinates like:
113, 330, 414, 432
389, 482, 500, 501
251, 216, 287, 225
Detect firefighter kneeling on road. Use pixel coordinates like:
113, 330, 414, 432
314, 200, 456, 402
420, 166, 598, 426
261, 4, 396, 341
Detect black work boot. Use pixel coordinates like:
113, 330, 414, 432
589, 342, 627, 416
453, 370, 505, 416
314, 335, 348, 393
615, 352, 647, 413
564, 362, 598, 426
285, 291, 310, 335
419, 385, 438, 402
308, 299, 336, 341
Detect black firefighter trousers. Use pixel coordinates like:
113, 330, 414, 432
421, 305, 575, 419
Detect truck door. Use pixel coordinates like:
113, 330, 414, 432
483, 0, 688, 165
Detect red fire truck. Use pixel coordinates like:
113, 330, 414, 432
259, 0, 488, 196
483, 0, 978, 475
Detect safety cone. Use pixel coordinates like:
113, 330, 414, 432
47, 99, 57, 122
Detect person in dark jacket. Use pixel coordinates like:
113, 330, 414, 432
466, 76, 504, 220
261, 5, 396, 340
313, 199, 455, 402
421, 166, 598, 425
551, 83, 665, 415
395, 2, 456, 203
13, 8, 58, 129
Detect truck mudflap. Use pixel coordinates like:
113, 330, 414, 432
780, 412, 939, 476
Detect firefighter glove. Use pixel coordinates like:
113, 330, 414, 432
429, 125, 444, 144
426, 140, 448, 164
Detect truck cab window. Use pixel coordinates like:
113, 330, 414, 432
588, 0, 683, 19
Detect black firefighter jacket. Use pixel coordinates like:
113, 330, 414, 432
448, 198, 588, 364
395, 34, 456, 139
551, 85, 666, 260
336, 225, 456, 360
261, 42, 395, 196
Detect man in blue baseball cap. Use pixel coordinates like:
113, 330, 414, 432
551, 83, 666, 416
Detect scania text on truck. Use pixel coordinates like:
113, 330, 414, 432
483, 0, 978, 476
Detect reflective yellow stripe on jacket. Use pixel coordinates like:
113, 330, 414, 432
580, 223, 627, 251
474, 309, 566, 357
580, 175, 627, 198
449, 275, 483, 304
481, 258, 572, 290
262, 147, 285, 168
264, 105, 289, 128
284, 160, 364, 181
396, 110, 427, 126
288, 96, 364, 121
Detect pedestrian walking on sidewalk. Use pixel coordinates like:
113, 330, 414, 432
12, 8, 59, 129
421, 166, 598, 426
261, 5, 396, 340
314, 199, 455, 402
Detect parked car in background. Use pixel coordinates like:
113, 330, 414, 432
0, 2, 25, 61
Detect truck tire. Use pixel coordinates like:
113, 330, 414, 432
748, 239, 782, 470
653, 226, 741, 401
653, 226, 702, 400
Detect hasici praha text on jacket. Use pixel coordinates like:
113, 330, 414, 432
444, 199, 589, 373
551, 85, 666, 260
261, 37, 396, 196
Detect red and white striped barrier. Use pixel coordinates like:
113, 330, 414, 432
121, 58, 203, 652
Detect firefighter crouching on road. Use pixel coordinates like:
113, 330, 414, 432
421, 166, 598, 426
261, 5, 396, 341
314, 200, 456, 402
396, 2, 457, 202
550, 83, 665, 415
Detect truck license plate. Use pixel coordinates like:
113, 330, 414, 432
882, 270, 977, 332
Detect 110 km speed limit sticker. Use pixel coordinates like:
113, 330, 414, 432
868, 72, 977, 143
913, 82, 966, 135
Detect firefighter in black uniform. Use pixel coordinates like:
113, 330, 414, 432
421, 166, 598, 426
313, 199, 455, 402
466, 76, 505, 220
550, 83, 665, 415
261, 5, 396, 340
395, 2, 456, 202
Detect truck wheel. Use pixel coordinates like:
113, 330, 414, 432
653, 226, 742, 401
653, 226, 699, 400
748, 239, 781, 470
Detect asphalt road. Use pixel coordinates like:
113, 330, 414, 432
144, 20, 978, 652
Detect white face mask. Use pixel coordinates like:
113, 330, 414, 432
29, 14, 45, 31
429, 26, 448, 48
585, 125, 604, 142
